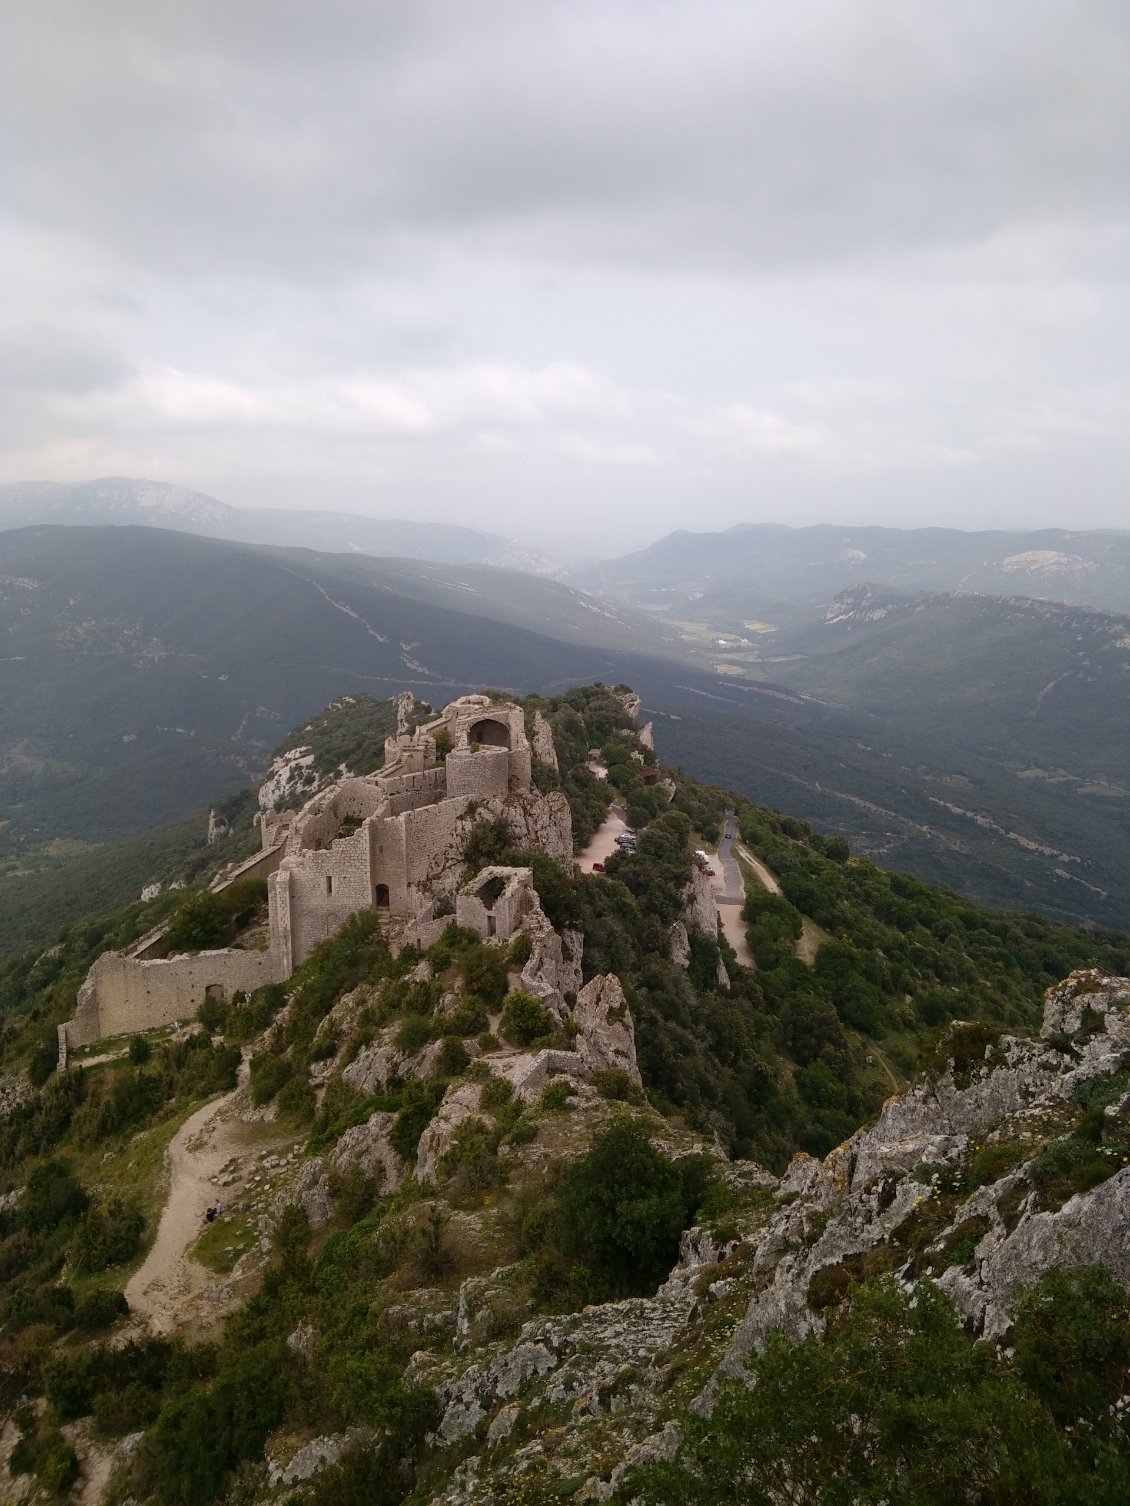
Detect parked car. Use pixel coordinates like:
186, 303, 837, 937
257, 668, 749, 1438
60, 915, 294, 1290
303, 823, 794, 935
591, 861, 605, 872
704, 867, 715, 877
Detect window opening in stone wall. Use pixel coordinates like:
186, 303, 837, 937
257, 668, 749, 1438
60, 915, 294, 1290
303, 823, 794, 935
326, 875, 333, 896
469, 717, 510, 749
375, 884, 390, 909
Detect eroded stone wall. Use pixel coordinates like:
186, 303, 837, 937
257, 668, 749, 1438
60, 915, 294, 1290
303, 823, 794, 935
67, 946, 284, 1048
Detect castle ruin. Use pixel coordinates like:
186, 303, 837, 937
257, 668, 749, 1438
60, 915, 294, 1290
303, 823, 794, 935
64, 696, 572, 1051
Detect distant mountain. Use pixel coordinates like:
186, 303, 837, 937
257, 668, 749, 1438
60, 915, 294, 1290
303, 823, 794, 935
0, 476, 560, 574
577, 522, 1130, 622
767, 584, 1130, 791
3, 524, 1129, 932
0, 524, 682, 858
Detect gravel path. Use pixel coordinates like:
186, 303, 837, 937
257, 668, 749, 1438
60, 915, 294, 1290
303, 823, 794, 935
125, 1052, 257, 1335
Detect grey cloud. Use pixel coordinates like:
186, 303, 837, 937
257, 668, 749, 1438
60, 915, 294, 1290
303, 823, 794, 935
0, 1, 1127, 545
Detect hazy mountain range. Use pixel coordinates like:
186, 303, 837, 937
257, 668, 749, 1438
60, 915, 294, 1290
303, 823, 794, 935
3, 488, 1129, 933
0, 476, 561, 575
577, 521, 1130, 623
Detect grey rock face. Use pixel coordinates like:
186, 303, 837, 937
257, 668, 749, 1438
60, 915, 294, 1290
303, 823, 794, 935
331, 1110, 405, 1192
272, 1157, 333, 1230
712, 970, 1130, 1392
573, 974, 642, 1086
416, 1082, 486, 1184
668, 921, 691, 970
531, 711, 559, 773
342, 1040, 400, 1095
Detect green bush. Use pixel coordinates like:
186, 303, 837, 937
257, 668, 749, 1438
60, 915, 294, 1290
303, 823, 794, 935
539, 1079, 574, 1112
501, 989, 553, 1047
71, 1199, 145, 1272
395, 1016, 434, 1055
552, 1118, 691, 1299
73, 1287, 129, 1331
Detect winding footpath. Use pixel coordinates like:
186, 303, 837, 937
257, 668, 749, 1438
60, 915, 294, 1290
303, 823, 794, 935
125, 1052, 257, 1335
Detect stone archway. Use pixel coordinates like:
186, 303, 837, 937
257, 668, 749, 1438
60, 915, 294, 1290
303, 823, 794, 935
469, 717, 510, 749
374, 884, 390, 909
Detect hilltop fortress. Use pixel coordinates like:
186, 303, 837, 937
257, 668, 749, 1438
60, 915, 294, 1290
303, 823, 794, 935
64, 695, 573, 1052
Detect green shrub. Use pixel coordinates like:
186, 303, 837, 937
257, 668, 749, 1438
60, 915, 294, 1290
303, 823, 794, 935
249, 1052, 294, 1106
501, 989, 553, 1047
479, 1074, 514, 1112
395, 1016, 434, 1055
539, 1079, 573, 1112
552, 1118, 691, 1299
71, 1199, 145, 1272
128, 1033, 152, 1065
73, 1287, 129, 1331
437, 1035, 470, 1076
1029, 1135, 1113, 1208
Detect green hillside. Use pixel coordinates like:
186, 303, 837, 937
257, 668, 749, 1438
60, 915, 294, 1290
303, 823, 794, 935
0, 685, 1128, 1505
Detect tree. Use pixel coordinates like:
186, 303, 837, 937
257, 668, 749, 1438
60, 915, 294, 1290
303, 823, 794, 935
554, 1118, 688, 1297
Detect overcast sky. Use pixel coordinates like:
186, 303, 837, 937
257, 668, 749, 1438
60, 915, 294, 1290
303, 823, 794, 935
2, 1, 1127, 553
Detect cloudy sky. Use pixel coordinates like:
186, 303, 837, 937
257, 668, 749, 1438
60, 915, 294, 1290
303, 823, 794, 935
2, 1, 1127, 552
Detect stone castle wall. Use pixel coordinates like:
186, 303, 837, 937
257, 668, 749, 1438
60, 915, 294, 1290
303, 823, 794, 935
65, 695, 566, 1046
67, 945, 285, 1048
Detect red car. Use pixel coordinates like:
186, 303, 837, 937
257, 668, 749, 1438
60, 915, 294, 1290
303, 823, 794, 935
592, 862, 605, 872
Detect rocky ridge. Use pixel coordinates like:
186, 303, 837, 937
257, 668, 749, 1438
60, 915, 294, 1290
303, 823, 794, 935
376, 970, 1130, 1503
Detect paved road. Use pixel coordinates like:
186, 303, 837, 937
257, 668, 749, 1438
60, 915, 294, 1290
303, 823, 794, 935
710, 810, 755, 967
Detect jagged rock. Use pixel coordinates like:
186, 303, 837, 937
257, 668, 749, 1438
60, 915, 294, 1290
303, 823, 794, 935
486, 1403, 521, 1443
403, 1040, 446, 1082
519, 904, 583, 1020
268, 1430, 369, 1487
531, 710, 559, 773
502, 789, 574, 867
1041, 970, 1130, 1041
342, 1041, 400, 1095
614, 688, 642, 721
272, 1158, 333, 1230
286, 1319, 317, 1357
573, 974, 642, 1086
716, 955, 730, 991
425, 1228, 725, 1447
331, 1110, 405, 1192
638, 721, 655, 752
417, 1083, 485, 1183
0, 1074, 33, 1120
668, 921, 691, 970
709, 970, 1130, 1395
939, 1168, 1130, 1340
406, 959, 434, 985
683, 867, 719, 935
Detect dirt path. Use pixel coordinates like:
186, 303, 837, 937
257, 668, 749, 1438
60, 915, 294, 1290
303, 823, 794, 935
577, 803, 629, 874
736, 843, 782, 896
124, 1053, 277, 1336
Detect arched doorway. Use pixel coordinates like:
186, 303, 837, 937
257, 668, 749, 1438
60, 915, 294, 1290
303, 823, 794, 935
374, 884, 390, 909
469, 717, 510, 749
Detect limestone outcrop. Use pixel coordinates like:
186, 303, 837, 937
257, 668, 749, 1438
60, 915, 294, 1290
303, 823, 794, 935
531, 710, 559, 773
573, 974, 642, 1086
712, 971, 1130, 1388
682, 867, 719, 937
331, 1110, 405, 1193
